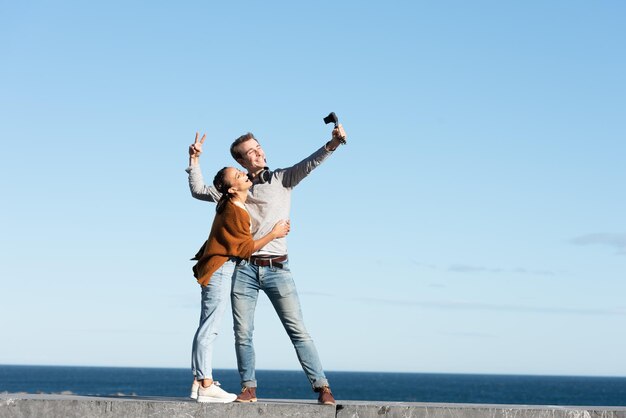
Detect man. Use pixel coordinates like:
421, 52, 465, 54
187, 122, 346, 405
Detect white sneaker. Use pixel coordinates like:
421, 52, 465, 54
197, 381, 237, 403
190, 380, 200, 400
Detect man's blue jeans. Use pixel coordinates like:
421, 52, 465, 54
191, 259, 236, 380
231, 259, 329, 390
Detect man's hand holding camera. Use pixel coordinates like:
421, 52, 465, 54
326, 124, 347, 152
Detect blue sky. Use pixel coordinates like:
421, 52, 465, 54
1, 1, 624, 377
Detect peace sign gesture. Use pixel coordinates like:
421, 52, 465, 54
189, 132, 206, 158
188, 132, 207, 166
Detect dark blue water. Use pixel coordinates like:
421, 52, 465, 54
1, 365, 625, 406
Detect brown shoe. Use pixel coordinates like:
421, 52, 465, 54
316, 386, 335, 405
235, 386, 257, 403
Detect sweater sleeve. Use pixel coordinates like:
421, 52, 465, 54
186, 164, 222, 202
279, 145, 333, 188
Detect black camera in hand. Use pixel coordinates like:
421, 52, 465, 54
323, 112, 346, 144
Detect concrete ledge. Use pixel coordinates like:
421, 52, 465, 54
337, 401, 626, 418
1, 393, 626, 418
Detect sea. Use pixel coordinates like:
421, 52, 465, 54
1, 365, 625, 406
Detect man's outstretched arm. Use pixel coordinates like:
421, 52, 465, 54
281, 124, 347, 188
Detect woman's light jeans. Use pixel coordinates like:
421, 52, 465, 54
191, 259, 236, 380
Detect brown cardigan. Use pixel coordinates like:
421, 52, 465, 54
191, 199, 255, 287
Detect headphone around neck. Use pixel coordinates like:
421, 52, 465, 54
249, 167, 271, 184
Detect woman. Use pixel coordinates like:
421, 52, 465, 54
189, 163, 290, 403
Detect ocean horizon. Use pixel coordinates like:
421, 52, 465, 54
1, 364, 626, 406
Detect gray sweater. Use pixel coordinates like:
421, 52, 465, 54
187, 145, 334, 257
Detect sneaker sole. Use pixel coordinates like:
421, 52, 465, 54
197, 395, 237, 403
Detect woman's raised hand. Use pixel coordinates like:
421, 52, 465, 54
189, 132, 206, 157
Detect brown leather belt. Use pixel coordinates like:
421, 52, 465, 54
249, 255, 288, 269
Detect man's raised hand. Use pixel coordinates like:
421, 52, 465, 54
327, 123, 347, 150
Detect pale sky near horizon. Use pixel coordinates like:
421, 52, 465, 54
1, 1, 625, 377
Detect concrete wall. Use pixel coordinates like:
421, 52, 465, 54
2, 393, 626, 418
